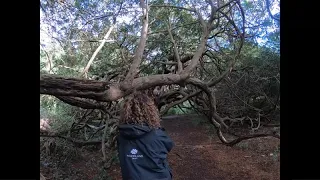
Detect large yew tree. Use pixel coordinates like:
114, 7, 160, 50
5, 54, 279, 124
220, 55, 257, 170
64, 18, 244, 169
40, 0, 280, 145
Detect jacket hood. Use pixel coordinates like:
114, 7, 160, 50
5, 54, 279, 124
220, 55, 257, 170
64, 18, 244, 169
118, 124, 153, 140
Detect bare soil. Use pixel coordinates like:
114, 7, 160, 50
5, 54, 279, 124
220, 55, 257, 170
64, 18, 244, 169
41, 115, 280, 180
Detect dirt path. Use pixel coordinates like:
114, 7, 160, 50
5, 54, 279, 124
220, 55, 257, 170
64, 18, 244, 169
41, 115, 280, 180
109, 115, 280, 180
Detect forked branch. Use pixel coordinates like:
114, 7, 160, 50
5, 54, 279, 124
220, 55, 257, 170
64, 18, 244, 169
166, 20, 182, 73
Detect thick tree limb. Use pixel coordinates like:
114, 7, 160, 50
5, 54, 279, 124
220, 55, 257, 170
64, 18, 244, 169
40, 2, 221, 103
222, 133, 280, 146
40, 87, 108, 101
166, 21, 182, 73
123, 0, 149, 88
151, 4, 211, 79
207, 0, 216, 24
40, 73, 186, 101
40, 75, 109, 91
159, 68, 232, 113
156, 37, 245, 113
56, 96, 105, 109
181, 30, 210, 77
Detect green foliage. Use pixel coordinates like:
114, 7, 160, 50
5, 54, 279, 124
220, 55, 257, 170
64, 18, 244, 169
40, 0, 280, 87
165, 101, 196, 115
40, 95, 77, 132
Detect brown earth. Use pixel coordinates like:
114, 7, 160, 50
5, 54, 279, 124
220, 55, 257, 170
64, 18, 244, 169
108, 115, 280, 180
41, 114, 280, 180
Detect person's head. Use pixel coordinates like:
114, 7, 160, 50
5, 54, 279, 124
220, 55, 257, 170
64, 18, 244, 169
120, 91, 161, 128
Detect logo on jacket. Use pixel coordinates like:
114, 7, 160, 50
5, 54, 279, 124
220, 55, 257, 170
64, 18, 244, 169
130, 149, 138, 155
127, 148, 143, 160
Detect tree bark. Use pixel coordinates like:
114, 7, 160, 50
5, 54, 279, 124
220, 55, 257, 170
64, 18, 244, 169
123, 0, 149, 88
167, 21, 182, 73
40, 1, 218, 103
40, 73, 186, 101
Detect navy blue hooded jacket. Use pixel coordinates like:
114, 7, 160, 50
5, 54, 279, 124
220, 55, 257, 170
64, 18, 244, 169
117, 124, 174, 180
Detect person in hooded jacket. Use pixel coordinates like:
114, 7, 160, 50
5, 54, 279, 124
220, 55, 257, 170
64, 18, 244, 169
117, 91, 174, 180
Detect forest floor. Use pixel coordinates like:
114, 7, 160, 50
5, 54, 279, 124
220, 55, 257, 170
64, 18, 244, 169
41, 114, 280, 180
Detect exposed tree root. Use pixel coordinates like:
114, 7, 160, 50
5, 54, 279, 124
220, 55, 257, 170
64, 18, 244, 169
217, 129, 280, 146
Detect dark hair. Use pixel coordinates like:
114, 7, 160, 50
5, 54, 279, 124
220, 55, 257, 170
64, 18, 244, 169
120, 91, 161, 128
